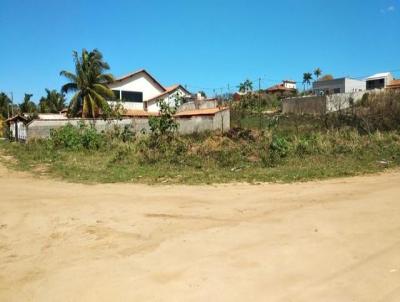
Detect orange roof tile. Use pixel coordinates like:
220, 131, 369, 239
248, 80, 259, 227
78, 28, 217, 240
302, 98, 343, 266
387, 80, 400, 89
122, 110, 159, 117
174, 107, 228, 117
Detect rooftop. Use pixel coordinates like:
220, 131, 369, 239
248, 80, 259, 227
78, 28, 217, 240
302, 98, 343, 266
366, 72, 392, 80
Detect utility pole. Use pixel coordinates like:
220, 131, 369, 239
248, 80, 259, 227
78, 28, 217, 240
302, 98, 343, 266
258, 78, 262, 130
10, 91, 14, 117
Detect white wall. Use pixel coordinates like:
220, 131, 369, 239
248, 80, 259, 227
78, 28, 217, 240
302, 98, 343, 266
344, 78, 366, 93
108, 101, 144, 111
284, 82, 296, 89
147, 87, 191, 112
108, 72, 165, 101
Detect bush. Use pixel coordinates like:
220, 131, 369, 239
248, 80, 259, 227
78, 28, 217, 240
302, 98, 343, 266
50, 123, 104, 150
148, 99, 179, 136
267, 135, 289, 165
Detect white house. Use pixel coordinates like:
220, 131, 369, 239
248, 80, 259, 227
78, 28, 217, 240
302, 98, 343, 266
366, 72, 394, 90
283, 80, 297, 90
107, 69, 192, 113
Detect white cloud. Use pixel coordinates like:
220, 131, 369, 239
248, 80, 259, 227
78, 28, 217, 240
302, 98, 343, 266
381, 5, 396, 13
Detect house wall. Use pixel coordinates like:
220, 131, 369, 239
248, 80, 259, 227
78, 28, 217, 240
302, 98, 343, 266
25, 110, 230, 140
344, 78, 366, 93
313, 78, 346, 94
177, 99, 219, 112
108, 100, 144, 111
147, 88, 191, 112
313, 78, 366, 94
108, 72, 165, 101
283, 82, 296, 89
9, 121, 27, 141
366, 74, 394, 90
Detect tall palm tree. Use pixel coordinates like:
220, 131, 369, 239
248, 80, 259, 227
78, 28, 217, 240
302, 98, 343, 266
302, 73, 313, 91
19, 93, 37, 113
314, 68, 322, 81
60, 49, 115, 118
39, 89, 66, 113
238, 79, 253, 93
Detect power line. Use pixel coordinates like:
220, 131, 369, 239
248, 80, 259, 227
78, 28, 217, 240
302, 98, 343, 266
184, 68, 400, 95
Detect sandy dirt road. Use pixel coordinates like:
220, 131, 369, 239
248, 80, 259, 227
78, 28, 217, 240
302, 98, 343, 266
0, 163, 400, 302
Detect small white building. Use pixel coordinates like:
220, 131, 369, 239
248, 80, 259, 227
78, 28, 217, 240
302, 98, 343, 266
283, 80, 297, 90
107, 69, 192, 113
366, 72, 394, 90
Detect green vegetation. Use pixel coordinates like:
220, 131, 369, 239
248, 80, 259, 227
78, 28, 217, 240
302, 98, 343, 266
1, 121, 399, 184
60, 49, 115, 118
38, 89, 66, 113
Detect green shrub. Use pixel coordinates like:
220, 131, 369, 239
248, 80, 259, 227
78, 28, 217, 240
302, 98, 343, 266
50, 123, 104, 150
261, 135, 290, 167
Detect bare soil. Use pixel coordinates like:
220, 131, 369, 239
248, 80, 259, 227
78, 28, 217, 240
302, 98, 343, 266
0, 163, 399, 301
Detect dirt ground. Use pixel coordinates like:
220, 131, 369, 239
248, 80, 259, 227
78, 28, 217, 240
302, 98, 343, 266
0, 163, 399, 302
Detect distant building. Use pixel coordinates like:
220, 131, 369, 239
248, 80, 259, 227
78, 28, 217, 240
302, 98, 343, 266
266, 80, 297, 96
313, 77, 365, 95
386, 79, 400, 91
366, 72, 394, 90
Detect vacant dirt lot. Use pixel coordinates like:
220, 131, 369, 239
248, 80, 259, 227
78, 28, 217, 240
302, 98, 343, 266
0, 163, 399, 302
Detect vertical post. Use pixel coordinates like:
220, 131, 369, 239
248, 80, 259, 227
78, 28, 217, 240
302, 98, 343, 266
258, 78, 262, 130
10, 92, 14, 116
15, 122, 18, 142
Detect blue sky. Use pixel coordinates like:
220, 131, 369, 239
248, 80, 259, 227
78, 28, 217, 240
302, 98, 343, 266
0, 0, 399, 102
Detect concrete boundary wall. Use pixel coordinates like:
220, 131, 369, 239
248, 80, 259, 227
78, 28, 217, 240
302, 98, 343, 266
282, 91, 368, 115
26, 109, 230, 140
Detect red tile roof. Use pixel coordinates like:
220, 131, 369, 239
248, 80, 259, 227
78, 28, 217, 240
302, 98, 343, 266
174, 107, 228, 117
122, 110, 159, 117
387, 80, 400, 89
266, 83, 296, 92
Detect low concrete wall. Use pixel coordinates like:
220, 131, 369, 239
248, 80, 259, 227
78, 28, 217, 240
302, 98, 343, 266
26, 110, 231, 140
177, 109, 230, 134
282, 96, 326, 115
326, 91, 365, 112
283, 91, 367, 115
27, 118, 150, 140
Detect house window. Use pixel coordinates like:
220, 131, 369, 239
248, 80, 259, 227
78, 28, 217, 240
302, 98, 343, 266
333, 88, 341, 94
121, 91, 143, 103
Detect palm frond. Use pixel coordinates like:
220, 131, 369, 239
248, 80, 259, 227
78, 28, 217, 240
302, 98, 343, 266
93, 84, 114, 98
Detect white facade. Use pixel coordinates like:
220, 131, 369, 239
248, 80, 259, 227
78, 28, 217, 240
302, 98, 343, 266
283, 80, 297, 89
107, 70, 191, 112
147, 87, 190, 112
366, 72, 394, 90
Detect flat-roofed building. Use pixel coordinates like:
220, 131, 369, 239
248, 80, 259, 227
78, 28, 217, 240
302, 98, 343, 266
313, 77, 366, 95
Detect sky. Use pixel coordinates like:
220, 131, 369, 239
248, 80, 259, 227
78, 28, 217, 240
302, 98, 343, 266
0, 0, 399, 103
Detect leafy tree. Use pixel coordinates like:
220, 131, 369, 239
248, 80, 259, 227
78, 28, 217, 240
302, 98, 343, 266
319, 74, 334, 81
148, 99, 179, 136
19, 93, 37, 113
302, 73, 313, 91
238, 79, 253, 93
0, 92, 11, 118
38, 89, 66, 113
314, 68, 322, 80
60, 49, 115, 118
